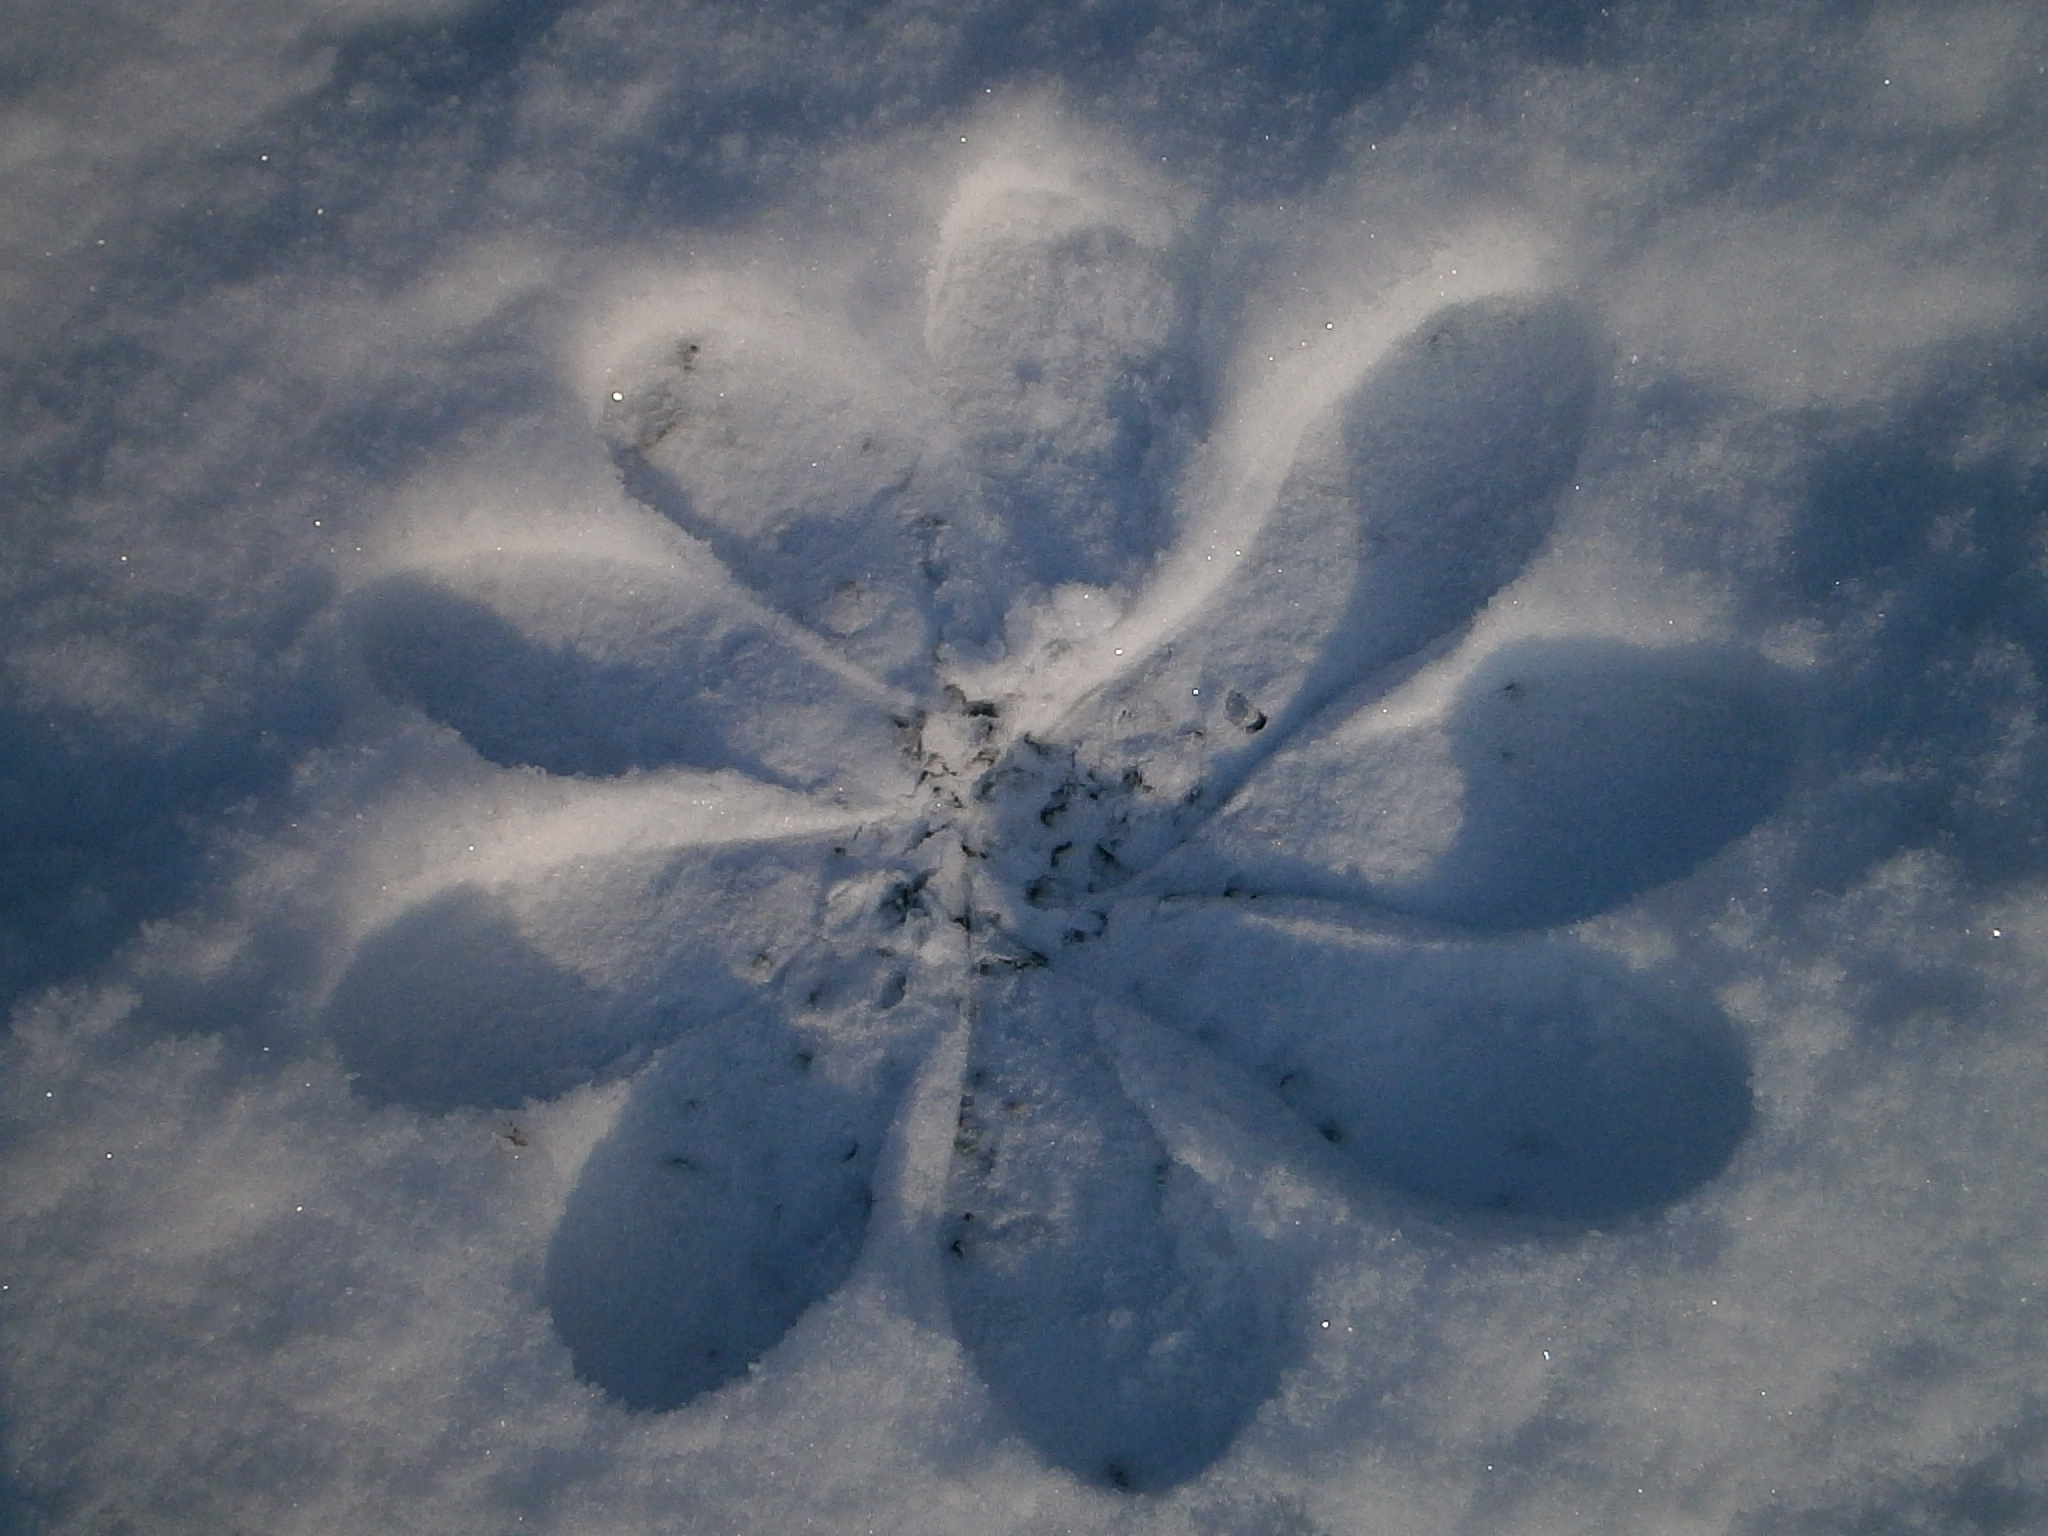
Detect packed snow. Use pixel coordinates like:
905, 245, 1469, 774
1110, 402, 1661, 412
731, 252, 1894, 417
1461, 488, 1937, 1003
2, 4, 2046, 1534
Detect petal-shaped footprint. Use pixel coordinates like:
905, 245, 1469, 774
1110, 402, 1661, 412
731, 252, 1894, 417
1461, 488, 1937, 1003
323, 829, 872, 1112
943, 970, 1290, 1489
926, 159, 1196, 591
545, 1006, 911, 1410
1080, 903, 1753, 1223
1168, 637, 1798, 928
324, 883, 629, 1112
350, 549, 915, 797
596, 277, 967, 682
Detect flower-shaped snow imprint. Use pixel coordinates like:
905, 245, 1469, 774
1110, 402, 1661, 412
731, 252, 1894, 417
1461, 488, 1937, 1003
332, 158, 1789, 1491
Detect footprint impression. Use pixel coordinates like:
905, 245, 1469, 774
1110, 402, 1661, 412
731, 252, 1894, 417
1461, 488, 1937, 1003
325, 140, 1789, 1491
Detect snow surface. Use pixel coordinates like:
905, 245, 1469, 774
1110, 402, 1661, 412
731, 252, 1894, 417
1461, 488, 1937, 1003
3, 2, 2048, 1532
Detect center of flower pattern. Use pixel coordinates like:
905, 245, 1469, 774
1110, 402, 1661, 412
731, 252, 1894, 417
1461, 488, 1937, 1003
328, 130, 1790, 1492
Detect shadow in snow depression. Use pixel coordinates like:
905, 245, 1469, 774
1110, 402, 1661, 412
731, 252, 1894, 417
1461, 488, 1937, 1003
1387, 637, 1797, 930
325, 883, 632, 1113
1282, 295, 1599, 740
350, 572, 740, 781
1176, 635, 1797, 933
1108, 912, 1754, 1225
541, 1005, 903, 1412
944, 971, 1295, 1493
348, 558, 910, 796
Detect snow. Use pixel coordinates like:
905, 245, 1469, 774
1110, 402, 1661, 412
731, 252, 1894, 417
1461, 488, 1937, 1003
3, 3, 2048, 1534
